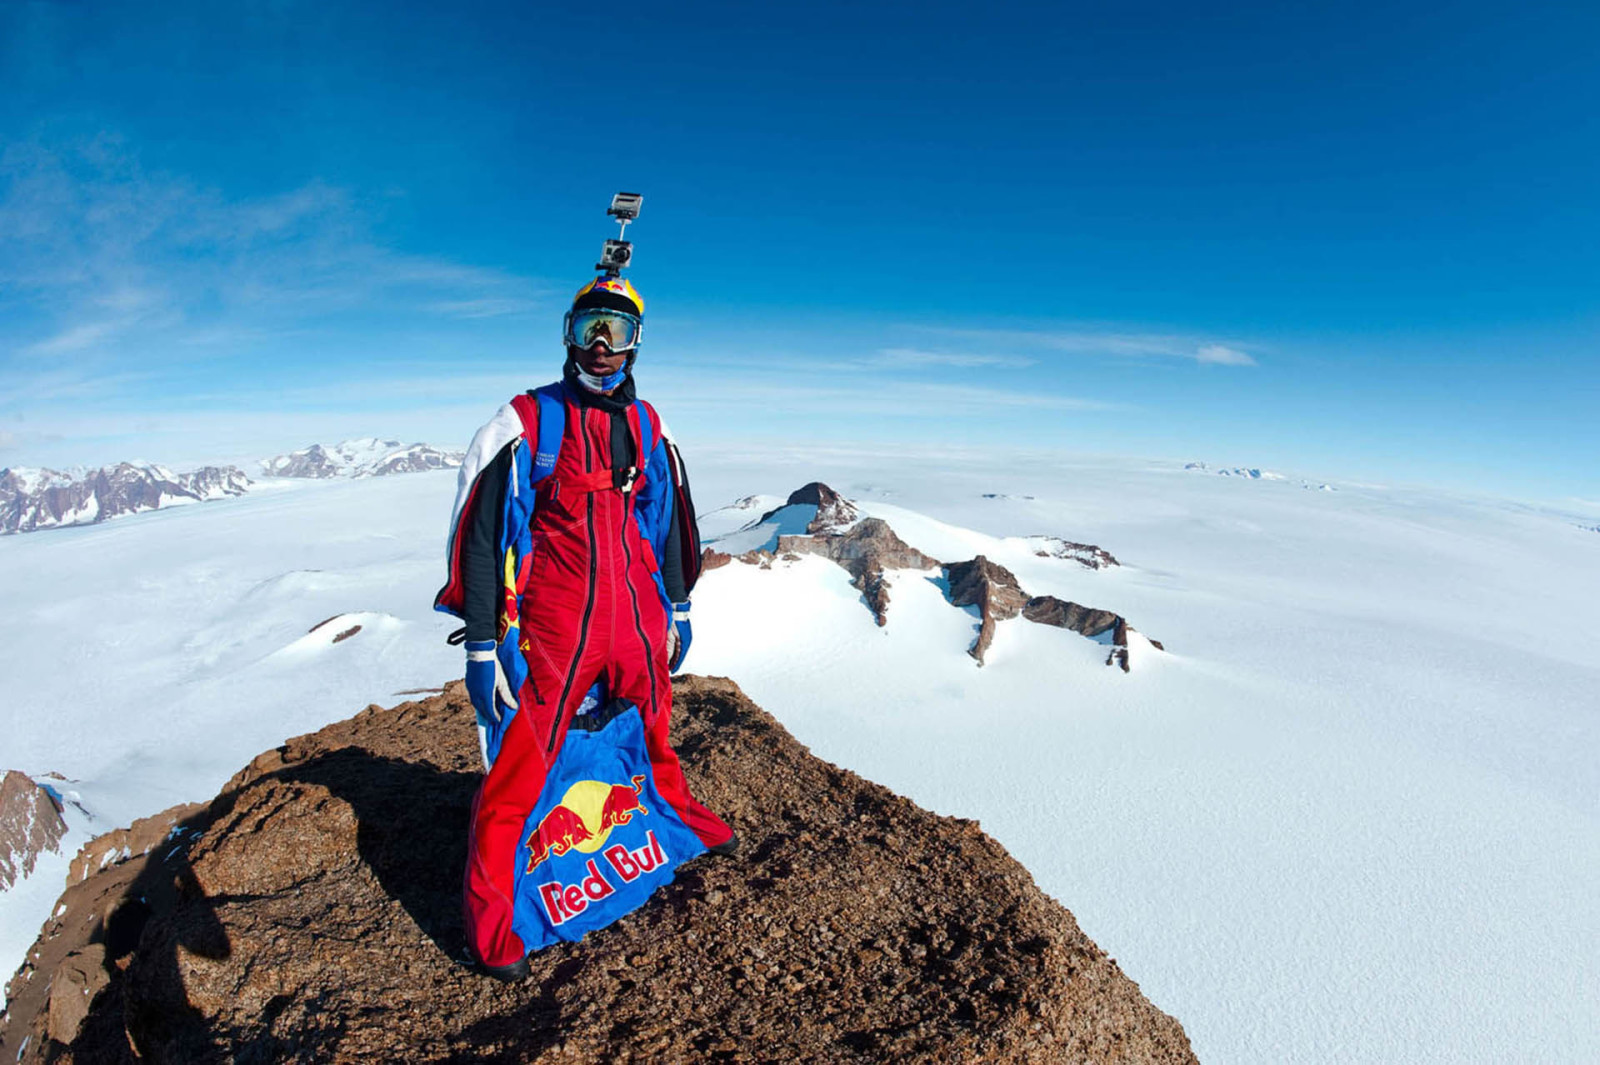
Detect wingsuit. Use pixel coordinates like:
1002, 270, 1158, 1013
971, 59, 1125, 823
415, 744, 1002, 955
436, 277, 733, 974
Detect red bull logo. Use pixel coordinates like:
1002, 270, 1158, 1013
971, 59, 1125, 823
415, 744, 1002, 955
524, 774, 649, 874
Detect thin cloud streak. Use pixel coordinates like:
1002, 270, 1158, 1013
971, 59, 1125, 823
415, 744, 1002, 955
924, 325, 1261, 366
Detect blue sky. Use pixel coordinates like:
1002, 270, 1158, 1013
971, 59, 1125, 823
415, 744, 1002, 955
1, 0, 1596, 500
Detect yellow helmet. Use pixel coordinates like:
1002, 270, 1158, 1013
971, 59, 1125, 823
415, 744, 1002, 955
571, 276, 644, 316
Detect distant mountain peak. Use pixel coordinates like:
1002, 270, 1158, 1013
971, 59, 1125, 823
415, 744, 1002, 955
261, 439, 464, 479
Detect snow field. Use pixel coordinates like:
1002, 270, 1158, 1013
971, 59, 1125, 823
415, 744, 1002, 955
687, 451, 1600, 1064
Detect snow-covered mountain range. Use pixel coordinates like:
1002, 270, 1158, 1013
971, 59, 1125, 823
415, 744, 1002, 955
0, 455, 1595, 1063
260, 438, 465, 479
0, 439, 465, 535
0, 462, 250, 535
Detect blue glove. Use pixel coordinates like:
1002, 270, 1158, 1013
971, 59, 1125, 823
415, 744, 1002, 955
465, 640, 518, 729
667, 601, 692, 672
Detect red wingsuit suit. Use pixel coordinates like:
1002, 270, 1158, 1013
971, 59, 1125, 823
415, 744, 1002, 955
452, 376, 732, 968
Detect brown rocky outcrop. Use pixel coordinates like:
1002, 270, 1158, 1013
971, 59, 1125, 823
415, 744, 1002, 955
778, 518, 940, 625
943, 559, 1163, 671
699, 547, 734, 572
1020, 602, 1165, 673
945, 557, 1031, 665
1020, 597, 1121, 640
2, 679, 1193, 1064
0, 770, 67, 891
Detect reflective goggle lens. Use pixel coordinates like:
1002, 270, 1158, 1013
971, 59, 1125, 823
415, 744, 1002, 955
566, 309, 640, 352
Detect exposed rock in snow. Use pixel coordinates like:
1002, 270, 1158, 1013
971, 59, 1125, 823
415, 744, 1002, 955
778, 517, 939, 626
260, 438, 464, 479
941, 555, 1161, 670
700, 547, 735, 571
711, 484, 1158, 667
945, 555, 1030, 664
1021, 596, 1121, 639
0, 679, 1195, 1063
1022, 535, 1121, 569
0, 463, 250, 534
0, 772, 66, 891
759, 481, 861, 535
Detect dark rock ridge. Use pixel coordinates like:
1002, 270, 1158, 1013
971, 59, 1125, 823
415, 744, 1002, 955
0, 771, 67, 890
946, 556, 1159, 670
0, 463, 250, 535
779, 518, 940, 626
2, 679, 1194, 1064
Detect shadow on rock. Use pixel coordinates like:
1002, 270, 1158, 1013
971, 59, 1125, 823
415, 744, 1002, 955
273, 748, 480, 957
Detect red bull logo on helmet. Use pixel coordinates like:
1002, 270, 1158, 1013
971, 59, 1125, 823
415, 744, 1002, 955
524, 773, 649, 873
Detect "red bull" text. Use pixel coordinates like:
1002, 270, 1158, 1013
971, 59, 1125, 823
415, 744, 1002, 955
537, 830, 670, 926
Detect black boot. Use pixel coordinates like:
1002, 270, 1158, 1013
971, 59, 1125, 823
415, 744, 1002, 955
708, 832, 739, 856
476, 954, 531, 982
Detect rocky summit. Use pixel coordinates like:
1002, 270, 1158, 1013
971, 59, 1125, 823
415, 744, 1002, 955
3, 678, 1194, 1064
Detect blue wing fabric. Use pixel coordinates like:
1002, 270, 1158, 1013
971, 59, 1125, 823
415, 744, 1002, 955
509, 707, 708, 950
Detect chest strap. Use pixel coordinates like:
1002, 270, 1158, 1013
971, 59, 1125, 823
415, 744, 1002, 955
540, 466, 646, 500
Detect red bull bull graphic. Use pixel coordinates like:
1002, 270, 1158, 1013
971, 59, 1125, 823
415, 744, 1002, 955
524, 773, 648, 874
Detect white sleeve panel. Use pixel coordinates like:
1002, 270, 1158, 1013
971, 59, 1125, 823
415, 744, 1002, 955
444, 402, 525, 559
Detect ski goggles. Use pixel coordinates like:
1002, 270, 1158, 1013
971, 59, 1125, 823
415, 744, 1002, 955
563, 308, 642, 353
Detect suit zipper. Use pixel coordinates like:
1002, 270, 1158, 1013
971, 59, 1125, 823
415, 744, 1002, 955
548, 414, 600, 753
620, 502, 659, 720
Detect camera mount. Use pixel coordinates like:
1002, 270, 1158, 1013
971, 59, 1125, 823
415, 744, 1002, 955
597, 191, 643, 277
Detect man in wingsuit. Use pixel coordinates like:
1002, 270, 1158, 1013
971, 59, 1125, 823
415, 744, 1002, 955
437, 276, 736, 979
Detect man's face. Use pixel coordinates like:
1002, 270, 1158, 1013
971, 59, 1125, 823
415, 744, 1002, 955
575, 341, 627, 379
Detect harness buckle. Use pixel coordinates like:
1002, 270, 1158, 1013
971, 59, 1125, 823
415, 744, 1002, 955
613, 466, 640, 494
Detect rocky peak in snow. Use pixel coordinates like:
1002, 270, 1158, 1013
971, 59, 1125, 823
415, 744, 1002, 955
779, 517, 940, 626
0, 680, 1196, 1061
0, 772, 66, 892
758, 481, 861, 534
260, 439, 465, 479
946, 555, 1032, 664
0, 462, 251, 535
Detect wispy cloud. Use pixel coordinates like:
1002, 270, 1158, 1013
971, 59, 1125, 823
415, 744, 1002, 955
0, 135, 551, 367
25, 321, 122, 355
426, 297, 543, 319
1196, 343, 1257, 366
875, 347, 1024, 368
924, 326, 1261, 366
